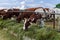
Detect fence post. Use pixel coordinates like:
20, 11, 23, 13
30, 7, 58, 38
53, 14, 55, 29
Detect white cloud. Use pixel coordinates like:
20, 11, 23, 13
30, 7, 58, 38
44, 3, 55, 8
20, 1, 25, 4
39, 1, 44, 3
13, 6, 20, 8
25, 1, 55, 8
25, 0, 34, 3
0, 3, 11, 5
0, 0, 21, 8
20, 0, 35, 9
0, 7, 9, 9
27, 4, 43, 8
20, 1, 26, 10
0, 0, 57, 9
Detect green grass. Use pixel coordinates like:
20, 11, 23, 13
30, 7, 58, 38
0, 18, 60, 40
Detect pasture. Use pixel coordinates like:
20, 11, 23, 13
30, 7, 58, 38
0, 18, 60, 40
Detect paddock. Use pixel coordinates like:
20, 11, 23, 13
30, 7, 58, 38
3, 11, 60, 30
0, 8, 60, 40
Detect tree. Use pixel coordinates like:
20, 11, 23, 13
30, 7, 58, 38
55, 3, 60, 8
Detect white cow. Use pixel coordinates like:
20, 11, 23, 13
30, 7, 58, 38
34, 8, 55, 28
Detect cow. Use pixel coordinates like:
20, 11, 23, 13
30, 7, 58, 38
2, 8, 21, 20
35, 8, 55, 21
16, 7, 44, 23
16, 7, 46, 31
0, 9, 7, 18
44, 8, 55, 20
23, 13, 43, 31
22, 7, 55, 31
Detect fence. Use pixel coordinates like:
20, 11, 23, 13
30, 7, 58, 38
1, 11, 60, 40
2, 10, 60, 30
6, 11, 60, 30
45, 13, 60, 31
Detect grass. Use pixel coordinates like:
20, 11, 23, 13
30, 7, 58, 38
0, 18, 60, 40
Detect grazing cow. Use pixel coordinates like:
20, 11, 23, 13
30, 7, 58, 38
0, 9, 7, 18
16, 11, 35, 23
23, 13, 43, 31
17, 7, 55, 31
2, 8, 20, 19
23, 7, 55, 30
16, 7, 46, 31
16, 7, 44, 23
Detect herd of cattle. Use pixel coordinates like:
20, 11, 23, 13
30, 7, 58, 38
0, 7, 55, 31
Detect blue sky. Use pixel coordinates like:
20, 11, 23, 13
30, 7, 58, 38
0, 0, 60, 9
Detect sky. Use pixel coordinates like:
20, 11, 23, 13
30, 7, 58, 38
0, 0, 60, 9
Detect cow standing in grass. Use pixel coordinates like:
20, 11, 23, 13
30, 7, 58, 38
0, 9, 7, 18
16, 7, 46, 30
16, 7, 43, 23
23, 13, 43, 30
2, 8, 21, 20
22, 7, 55, 31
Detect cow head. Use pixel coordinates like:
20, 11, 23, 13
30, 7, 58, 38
23, 18, 31, 31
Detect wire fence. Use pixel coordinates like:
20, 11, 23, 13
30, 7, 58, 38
1, 10, 60, 31
6, 11, 60, 30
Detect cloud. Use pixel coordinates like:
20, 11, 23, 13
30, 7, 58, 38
0, 3, 11, 5
20, 1, 25, 4
39, 1, 44, 3
0, 0, 20, 8
44, 3, 55, 8
20, 0, 35, 9
25, 1, 55, 8
26, 4, 43, 8
0, 7, 9, 9
25, 0, 34, 3
20, 1, 26, 9
0, 0, 21, 8
0, 0, 59, 9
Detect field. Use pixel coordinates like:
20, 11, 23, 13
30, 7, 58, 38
0, 18, 60, 40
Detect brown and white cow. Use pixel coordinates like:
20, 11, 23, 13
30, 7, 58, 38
23, 13, 43, 31
22, 7, 55, 31
0, 9, 7, 18
16, 7, 55, 31
44, 8, 55, 20
16, 7, 46, 30
35, 8, 55, 21
2, 8, 21, 20
16, 7, 44, 23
